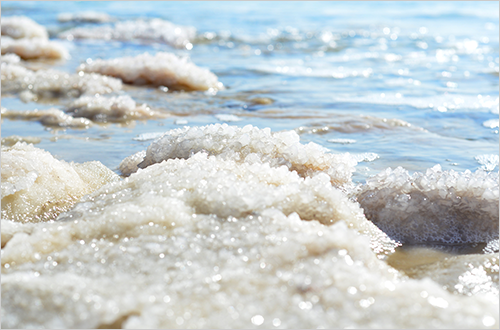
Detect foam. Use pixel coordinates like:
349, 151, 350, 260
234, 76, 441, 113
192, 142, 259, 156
1, 143, 118, 223
1, 16, 49, 40
66, 95, 167, 122
2, 108, 92, 128
59, 18, 195, 49
132, 132, 164, 142
77, 52, 222, 92
475, 154, 499, 171
215, 114, 242, 122
357, 165, 499, 244
1, 153, 496, 328
1, 62, 122, 100
328, 138, 357, 144
1, 36, 69, 60
119, 124, 357, 187
58, 11, 114, 23
483, 118, 499, 129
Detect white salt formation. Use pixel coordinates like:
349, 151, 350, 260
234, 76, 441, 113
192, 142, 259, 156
77, 52, 222, 91
1, 108, 92, 128
1, 143, 118, 223
119, 124, 357, 187
1, 53, 21, 64
1, 16, 69, 60
59, 18, 195, 49
357, 165, 499, 244
58, 11, 114, 23
66, 95, 167, 122
1, 36, 69, 60
1, 153, 497, 328
1, 62, 122, 100
1, 16, 49, 40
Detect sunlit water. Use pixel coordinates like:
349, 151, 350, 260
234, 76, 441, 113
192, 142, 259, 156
2, 1, 498, 181
1, 1, 499, 329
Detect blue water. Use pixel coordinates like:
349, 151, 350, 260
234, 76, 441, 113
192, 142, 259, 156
2, 1, 499, 182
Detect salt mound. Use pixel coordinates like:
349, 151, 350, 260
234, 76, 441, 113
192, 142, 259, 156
1, 108, 92, 128
1, 16, 49, 40
1, 53, 21, 64
77, 52, 222, 91
1, 62, 122, 100
58, 11, 114, 23
358, 165, 499, 244
120, 124, 357, 187
1, 36, 69, 60
1, 143, 118, 223
66, 95, 167, 122
1, 153, 496, 328
59, 18, 195, 49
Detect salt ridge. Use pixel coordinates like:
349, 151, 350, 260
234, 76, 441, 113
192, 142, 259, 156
1, 62, 122, 101
120, 124, 358, 187
1, 143, 118, 223
358, 165, 499, 244
1, 16, 49, 40
77, 52, 222, 91
67, 95, 167, 122
1, 36, 69, 60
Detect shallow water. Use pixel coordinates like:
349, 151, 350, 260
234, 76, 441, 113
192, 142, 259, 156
1, 1, 499, 329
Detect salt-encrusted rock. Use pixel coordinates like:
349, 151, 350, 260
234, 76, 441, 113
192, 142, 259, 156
1, 16, 49, 40
1, 143, 119, 223
1, 36, 69, 60
59, 18, 195, 48
119, 124, 357, 187
1, 62, 122, 100
58, 11, 114, 23
66, 95, 167, 122
77, 52, 222, 91
1, 108, 92, 128
358, 165, 499, 244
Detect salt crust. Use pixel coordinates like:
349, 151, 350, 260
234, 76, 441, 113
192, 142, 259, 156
358, 165, 499, 244
77, 52, 222, 91
66, 95, 167, 122
1, 62, 122, 100
1, 53, 21, 64
120, 124, 357, 187
1, 153, 497, 328
1, 16, 49, 40
1, 108, 92, 128
58, 11, 114, 23
1, 143, 118, 223
1, 36, 69, 60
59, 18, 195, 48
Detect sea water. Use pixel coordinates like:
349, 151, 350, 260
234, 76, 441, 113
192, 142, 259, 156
1, 1, 499, 328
